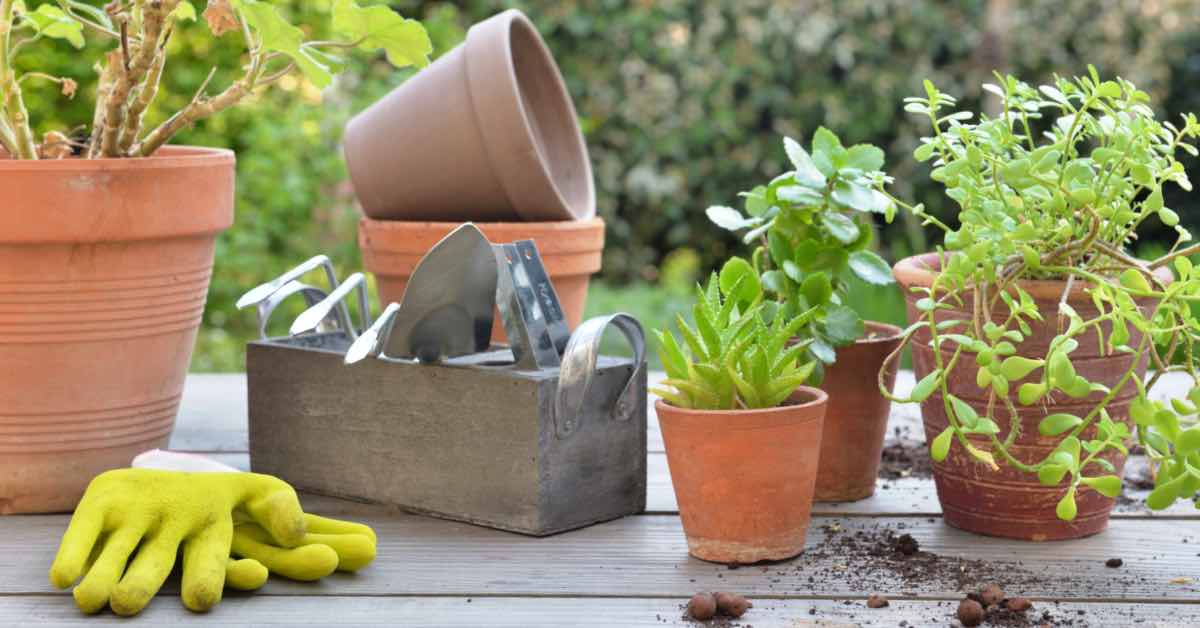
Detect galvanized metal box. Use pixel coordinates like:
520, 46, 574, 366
246, 332, 647, 536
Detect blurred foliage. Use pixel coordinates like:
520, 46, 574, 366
14, 1, 1200, 370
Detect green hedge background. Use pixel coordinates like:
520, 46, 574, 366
15, 1, 1200, 369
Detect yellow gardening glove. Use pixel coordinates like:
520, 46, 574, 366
227, 513, 377, 584
49, 468, 308, 616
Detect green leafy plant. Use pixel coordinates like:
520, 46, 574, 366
651, 266, 818, 411
706, 130, 897, 379
0, 0, 430, 159
887, 68, 1200, 516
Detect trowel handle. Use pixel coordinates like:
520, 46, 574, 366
254, 281, 333, 340
554, 313, 646, 439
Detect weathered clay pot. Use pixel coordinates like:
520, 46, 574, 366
657, 388, 827, 563
894, 253, 1169, 540
343, 9, 595, 223
0, 147, 234, 514
359, 217, 604, 344
814, 321, 903, 502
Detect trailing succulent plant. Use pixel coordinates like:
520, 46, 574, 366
0, 0, 431, 159
651, 265, 818, 411
887, 68, 1200, 516
707, 130, 897, 382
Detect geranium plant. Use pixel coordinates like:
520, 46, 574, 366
0, 0, 430, 159
888, 68, 1200, 517
706, 130, 897, 378
651, 268, 818, 410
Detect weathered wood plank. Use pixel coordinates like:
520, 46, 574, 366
6, 511, 1198, 601
3, 595, 1196, 627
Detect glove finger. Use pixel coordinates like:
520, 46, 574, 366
303, 513, 378, 545
72, 527, 143, 615
109, 529, 184, 617
49, 504, 104, 589
305, 532, 376, 572
180, 515, 233, 613
231, 524, 338, 581
241, 474, 306, 547
224, 557, 268, 591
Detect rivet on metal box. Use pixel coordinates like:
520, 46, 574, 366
238, 223, 647, 536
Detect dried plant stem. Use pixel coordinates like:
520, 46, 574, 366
99, 1, 172, 156
0, 0, 37, 159
87, 57, 117, 158
118, 27, 170, 153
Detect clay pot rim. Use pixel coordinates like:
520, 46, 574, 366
466, 10, 596, 222
359, 215, 604, 232
655, 385, 828, 418
893, 251, 1173, 300
857, 320, 904, 345
0, 145, 234, 172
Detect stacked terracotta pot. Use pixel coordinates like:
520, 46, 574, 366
344, 9, 604, 340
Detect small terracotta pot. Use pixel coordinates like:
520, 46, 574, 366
343, 9, 595, 223
657, 388, 827, 563
814, 321, 903, 502
359, 216, 604, 344
0, 147, 234, 514
894, 253, 1170, 540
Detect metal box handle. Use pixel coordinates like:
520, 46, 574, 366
554, 313, 645, 439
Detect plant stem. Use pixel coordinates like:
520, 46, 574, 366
118, 27, 170, 153
101, 2, 171, 156
0, 0, 38, 159
135, 55, 262, 156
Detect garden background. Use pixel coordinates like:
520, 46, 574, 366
17, 0, 1200, 370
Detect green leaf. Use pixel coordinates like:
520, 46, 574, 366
783, 137, 826, 188
1039, 413, 1083, 436
948, 395, 979, 429
831, 182, 877, 212
1178, 428, 1200, 455
741, 186, 770, 217
969, 418, 1001, 435
1119, 268, 1152, 293
706, 205, 754, 231
332, 0, 432, 69
931, 427, 953, 462
60, 0, 112, 29
1160, 208, 1181, 227
171, 1, 197, 21
1018, 382, 1048, 405
21, 4, 84, 48
1056, 487, 1079, 521
236, 0, 334, 87
1038, 464, 1069, 486
823, 304, 864, 346
844, 144, 885, 172
800, 272, 833, 307
914, 142, 936, 162
820, 212, 861, 244
718, 258, 761, 306
809, 337, 836, 364
999, 356, 1043, 381
847, 250, 894, 285
911, 370, 942, 403
1081, 475, 1122, 498
1145, 186, 1165, 212
1147, 474, 1186, 510
811, 126, 844, 177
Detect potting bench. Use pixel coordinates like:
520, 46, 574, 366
2, 372, 1198, 626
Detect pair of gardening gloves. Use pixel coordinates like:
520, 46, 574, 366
48, 452, 377, 616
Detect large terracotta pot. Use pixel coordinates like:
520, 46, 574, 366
894, 253, 1169, 540
343, 9, 594, 223
0, 147, 234, 514
657, 388, 827, 564
814, 321, 903, 502
358, 217, 604, 344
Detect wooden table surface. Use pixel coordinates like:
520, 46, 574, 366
2, 372, 1198, 627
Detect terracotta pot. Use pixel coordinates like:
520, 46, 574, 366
657, 388, 827, 563
0, 147, 234, 514
814, 321, 903, 502
359, 216, 604, 344
894, 253, 1170, 540
343, 9, 595, 223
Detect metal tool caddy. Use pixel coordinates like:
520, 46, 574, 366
240, 224, 647, 535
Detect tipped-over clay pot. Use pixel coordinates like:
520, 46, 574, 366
344, 9, 595, 223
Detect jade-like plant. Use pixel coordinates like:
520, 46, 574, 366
651, 269, 818, 410
706, 130, 897, 379
887, 68, 1200, 516
0, 0, 430, 159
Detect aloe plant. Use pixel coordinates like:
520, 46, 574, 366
651, 262, 818, 411
707, 130, 897, 381
0, 0, 430, 159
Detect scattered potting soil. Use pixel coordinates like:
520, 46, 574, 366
1105, 557, 1123, 568
879, 426, 934, 480
681, 591, 753, 625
